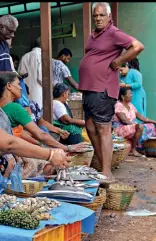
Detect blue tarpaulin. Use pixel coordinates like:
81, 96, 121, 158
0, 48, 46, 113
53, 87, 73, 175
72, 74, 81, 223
27, 176, 46, 182
0, 201, 95, 241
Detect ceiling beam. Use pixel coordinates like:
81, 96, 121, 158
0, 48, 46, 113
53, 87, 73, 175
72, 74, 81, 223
0, 2, 83, 16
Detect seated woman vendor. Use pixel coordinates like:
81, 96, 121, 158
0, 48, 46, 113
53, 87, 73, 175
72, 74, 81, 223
0, 72, 84, 152
112, 87, 156, 157
53, 83, 85, 145
24, 84, 69, 141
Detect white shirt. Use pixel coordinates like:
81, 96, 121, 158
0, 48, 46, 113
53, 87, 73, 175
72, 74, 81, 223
18, 47, 42, 108
53, 100, 67, 120
52, 58, 71, 86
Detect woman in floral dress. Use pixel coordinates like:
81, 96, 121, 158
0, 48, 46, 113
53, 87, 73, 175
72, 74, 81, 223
112, 88, 156, 156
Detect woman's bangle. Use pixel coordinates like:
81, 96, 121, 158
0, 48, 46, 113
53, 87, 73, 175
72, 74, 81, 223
47, 150, 54, 161
47, 149, 51, 161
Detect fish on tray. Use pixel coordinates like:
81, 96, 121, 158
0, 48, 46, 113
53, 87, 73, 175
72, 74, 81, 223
48, 182, 84, 192
55, 168, 92, 182
47, 181, 99, 190
35, 190, 93, 202
68, 166, 98, 175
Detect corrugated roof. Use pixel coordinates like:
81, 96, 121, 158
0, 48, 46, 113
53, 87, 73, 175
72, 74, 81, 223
0, 2, 83, 17
0, 2, 19, 7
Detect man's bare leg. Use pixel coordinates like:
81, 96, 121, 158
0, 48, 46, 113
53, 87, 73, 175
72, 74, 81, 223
86, 118, 114, 180
96, 122, 114, 180
85, 118, 102, 165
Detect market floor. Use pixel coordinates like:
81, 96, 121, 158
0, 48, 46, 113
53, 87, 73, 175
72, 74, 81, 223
87, 156, 156, 241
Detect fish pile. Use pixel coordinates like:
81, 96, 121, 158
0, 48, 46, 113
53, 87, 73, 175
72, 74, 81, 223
88, 173, 108, 181
48, 182, 84, 192
70, 145, 94, 153
49, 180, 98, 190
56, 169, 67, 181
68, 166, 98, 175
55, 166, 99, 182
56, 165, 110, 183
64, 167, 108, 181
113, 143, 126, 151
36, 169, 93, 202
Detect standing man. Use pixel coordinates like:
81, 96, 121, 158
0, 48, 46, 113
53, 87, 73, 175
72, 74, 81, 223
0, 15, 18, 71
18, 37, 42, 109
79, 2, 144, 181
52, 48, 78, 90
0, 15, 30, 112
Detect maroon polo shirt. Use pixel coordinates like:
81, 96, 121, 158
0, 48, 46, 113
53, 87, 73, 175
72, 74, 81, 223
79, 21, 135, 99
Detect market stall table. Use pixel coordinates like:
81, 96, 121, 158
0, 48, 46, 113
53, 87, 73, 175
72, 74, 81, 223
0, 200, 95, 241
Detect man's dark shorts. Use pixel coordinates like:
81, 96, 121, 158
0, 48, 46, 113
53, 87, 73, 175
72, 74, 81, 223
82, 89, 116, 124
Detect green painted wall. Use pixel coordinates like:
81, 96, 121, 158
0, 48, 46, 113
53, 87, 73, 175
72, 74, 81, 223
56, 3, 83, 90
118, 2, 156, 119
11, 3, 83, 92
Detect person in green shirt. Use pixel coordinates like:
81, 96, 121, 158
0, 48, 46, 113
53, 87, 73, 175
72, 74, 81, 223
0, 71, 86, 152
2, 102, 32, 128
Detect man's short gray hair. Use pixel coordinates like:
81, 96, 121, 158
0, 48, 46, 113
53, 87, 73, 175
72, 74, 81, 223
0, 15, 18, 29
92, 2, 111, 15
